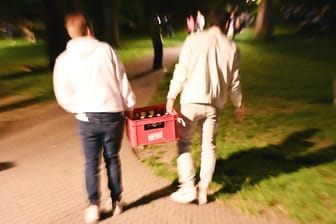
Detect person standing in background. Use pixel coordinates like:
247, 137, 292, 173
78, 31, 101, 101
227, 10, 242, 40
53, 12, 136, 224
196, 10, 205, 32
162, 14, 175, 37
150, 14, 164, 70
333, 78, 336, 104
186, 15, 195, 34
166, 7, 245, 205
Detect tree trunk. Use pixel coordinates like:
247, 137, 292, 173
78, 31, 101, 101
84, 0, 120, 47
103, 0, 119, 47
43, 0, 69, 69
254, 0, 274, 40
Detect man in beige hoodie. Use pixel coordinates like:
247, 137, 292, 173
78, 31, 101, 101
166, 8, 245, 205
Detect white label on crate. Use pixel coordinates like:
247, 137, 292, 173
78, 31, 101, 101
148, 131, 163, 142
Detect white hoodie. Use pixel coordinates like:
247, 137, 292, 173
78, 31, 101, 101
53, 36, 136, 118
167, 27, 242, 109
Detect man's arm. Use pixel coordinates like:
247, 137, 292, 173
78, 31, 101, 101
230, 47, 245, 122
53, 57, 76, 113
234, 103, 245, 122
166, 36, 192, 114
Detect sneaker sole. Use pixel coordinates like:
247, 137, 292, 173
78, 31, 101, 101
170, 195, 197, 204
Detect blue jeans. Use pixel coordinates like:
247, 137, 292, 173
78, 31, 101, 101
78, 112, 124, 204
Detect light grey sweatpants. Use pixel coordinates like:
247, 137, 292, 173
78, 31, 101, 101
176, 103, 218, 190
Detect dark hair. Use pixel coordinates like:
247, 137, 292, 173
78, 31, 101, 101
208, 7, 230, 32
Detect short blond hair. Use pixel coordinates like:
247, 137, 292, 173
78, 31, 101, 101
64, 13, 89, 38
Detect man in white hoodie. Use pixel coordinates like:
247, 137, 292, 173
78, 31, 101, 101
166, 8, 245, 205
53, 13, 135, 223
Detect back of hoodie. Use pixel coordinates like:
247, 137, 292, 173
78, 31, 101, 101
53, 36, 136, 114
167, 27, 242, 109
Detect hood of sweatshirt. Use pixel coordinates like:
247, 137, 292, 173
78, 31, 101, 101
65, 36, 100, 59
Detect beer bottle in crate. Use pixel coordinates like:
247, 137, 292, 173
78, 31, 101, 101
147, 110, 154, 118
133, 112, 140, 120
161, 108, 167, 116
155, 109, 161, 117
140, 111, 147, 119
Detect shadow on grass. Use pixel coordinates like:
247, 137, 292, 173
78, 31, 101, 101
0, 65, 52, 112
213, 128, 336, 194
0, 97, 40, 112
0, 65, 50, 81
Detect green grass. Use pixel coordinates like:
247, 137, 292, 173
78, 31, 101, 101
149, 28, 336, 224
0, 39, 52, 110
118, 31, 187, 63
0, 39, 48, 76
0, 31, 186, 111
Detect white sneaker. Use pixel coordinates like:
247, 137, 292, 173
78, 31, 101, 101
101, 198, 112, 213
101, 199, 123, 216
84, 205, 99, 224
198, 188, 208, 205
112, 201, 123, 216
170, 187, 197, 203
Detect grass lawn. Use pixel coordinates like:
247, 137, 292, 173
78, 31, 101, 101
0, 33, 184, 111
0, 39, 51, 111
145, 27, 336, 224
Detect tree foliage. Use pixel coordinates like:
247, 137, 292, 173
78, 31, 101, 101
2, 0, 333, 67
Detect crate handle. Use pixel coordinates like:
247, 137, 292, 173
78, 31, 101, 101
144, 122, 165, 130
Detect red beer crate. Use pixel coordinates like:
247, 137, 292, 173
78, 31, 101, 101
126, 104, 178, 147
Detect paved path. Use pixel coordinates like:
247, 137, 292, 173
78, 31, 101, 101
0, 46, 297, 224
